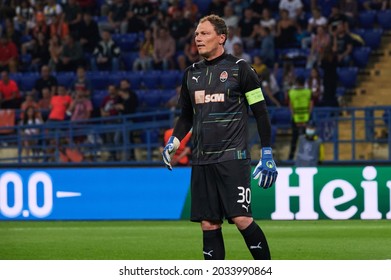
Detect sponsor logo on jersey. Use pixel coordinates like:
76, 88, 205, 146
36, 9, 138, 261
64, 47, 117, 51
192, 76, 200, 83
220, 71, 228, 82
195, 90, 225, 104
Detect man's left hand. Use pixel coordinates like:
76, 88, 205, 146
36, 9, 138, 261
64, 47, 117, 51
252, 147, 278, 189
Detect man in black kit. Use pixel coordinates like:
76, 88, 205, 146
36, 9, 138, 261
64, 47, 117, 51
162, 14, 278, 260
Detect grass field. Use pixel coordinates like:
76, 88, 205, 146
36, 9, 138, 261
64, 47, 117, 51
1, 220, 390, 260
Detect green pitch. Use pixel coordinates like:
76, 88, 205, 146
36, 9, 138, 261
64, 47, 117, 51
1, 220, 390, 260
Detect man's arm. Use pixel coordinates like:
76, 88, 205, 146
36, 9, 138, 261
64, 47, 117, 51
250, 100, 272, 148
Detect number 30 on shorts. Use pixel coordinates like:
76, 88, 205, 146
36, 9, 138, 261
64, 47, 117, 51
237, 186, 251, 204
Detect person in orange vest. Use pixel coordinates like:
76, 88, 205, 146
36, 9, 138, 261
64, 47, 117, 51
161, 127, 192, 167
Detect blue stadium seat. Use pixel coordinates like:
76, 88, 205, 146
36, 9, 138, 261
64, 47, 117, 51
160, 71, 181, 89
270, 107, 292, 130
142, 71, 161, 89
87, 71, 111, 90
362, 29, 383, 49
56, 72, 75, 87
91, 90, 107, 109
19, 73, 39, 92
336, 87, 346, 97
160, 89, 176, 104
141, 89, 162, 108
126, 71, 142, 89
358, 10, 376, 29
352, 47, 371, 68
376, 10, 391, 30
337, 67, 358, 88
117, 33, 139, 52
121, 52, 139, 71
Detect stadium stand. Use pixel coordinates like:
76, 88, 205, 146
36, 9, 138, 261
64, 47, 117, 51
2, 0, 391, 165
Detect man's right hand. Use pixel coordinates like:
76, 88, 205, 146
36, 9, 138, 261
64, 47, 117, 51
162, 136, 180, 171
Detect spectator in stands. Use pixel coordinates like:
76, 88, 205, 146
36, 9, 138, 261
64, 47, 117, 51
168, 9, 194, 50
152, 10, 170, 30
282, 61, 296, 103
222, 5, 239, 29
21, 105, 43, 162
287, 76, 313, 160
49, 12, 69, 40
249, 0, 269, 19
340, 0, 358, 28
224, 25, 242, 54
101, 0, 129, 34
126, 10, 146, 34
231, 0, 250, 17
68, 89, 93, 121
0, 71, 21, 109
306, 25, 330, 69
305, 67, 323, 107
62, 0, 82, 38
48, 34, 63, 72
100, 84, 120, 118
30, 6, 49, 40
133, 29, 154, 71
259, 26, 275, 68
315, 0, 338, 18
75, 0, 96, 14
183, 0, 199, 23
363, 0, 389, 10
307, 7, 328, 37
207, 0, 225, 17
239, 8, 259, 50
130, 0, 157, 25
177, 34, 200, 71
115, 87, 138, 116
295, 122, 324, 167
43, 0, 63, 27
320, 45, 339, 107
71, 66, 92, 98
0, 35, 18, 73
100, 84, 120, 160
34, 65, 58, 99
232, 42, 251, 63
253, 55, 282, 107
331, 21, 353, 66
279, 0, 304, 21
260, 8, 277, 35
113, 87, 138, 160
13, 0, 35, 35
165, 85, 181, 111
20, 92, 39, 117
78, 12, 100, 54
26, 31, 50, 72
57, 34, 84, 72
48, 85, 72, 122
4, 19, 22, 49
328, 5, 349, 33
91, 30, 120, 72
153, 26, 176, 70
38, 87, 52, 121
275, 9, 297, 49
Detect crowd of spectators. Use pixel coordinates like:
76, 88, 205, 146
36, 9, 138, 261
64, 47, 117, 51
0, 0, 390, 160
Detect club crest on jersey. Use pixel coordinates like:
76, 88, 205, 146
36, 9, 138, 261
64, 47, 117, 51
220, 71, 228, 82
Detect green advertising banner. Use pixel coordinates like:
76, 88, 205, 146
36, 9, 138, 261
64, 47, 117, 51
181, 166, 391, 220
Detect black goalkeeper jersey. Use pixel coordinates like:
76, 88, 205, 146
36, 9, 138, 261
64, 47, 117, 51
178, 53, 265, 165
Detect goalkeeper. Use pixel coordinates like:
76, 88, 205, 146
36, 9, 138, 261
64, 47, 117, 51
162, 14, 278, 260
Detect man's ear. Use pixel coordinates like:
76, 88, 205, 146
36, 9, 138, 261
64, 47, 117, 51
219, 34, 226, 45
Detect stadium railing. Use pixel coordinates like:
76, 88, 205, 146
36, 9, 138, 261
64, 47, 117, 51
0, 106, 390, 166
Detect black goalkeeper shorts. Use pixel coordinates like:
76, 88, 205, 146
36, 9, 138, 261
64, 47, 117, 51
190, 159, 253, 223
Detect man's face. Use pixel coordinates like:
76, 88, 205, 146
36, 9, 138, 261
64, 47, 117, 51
195, 20, 225, 60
